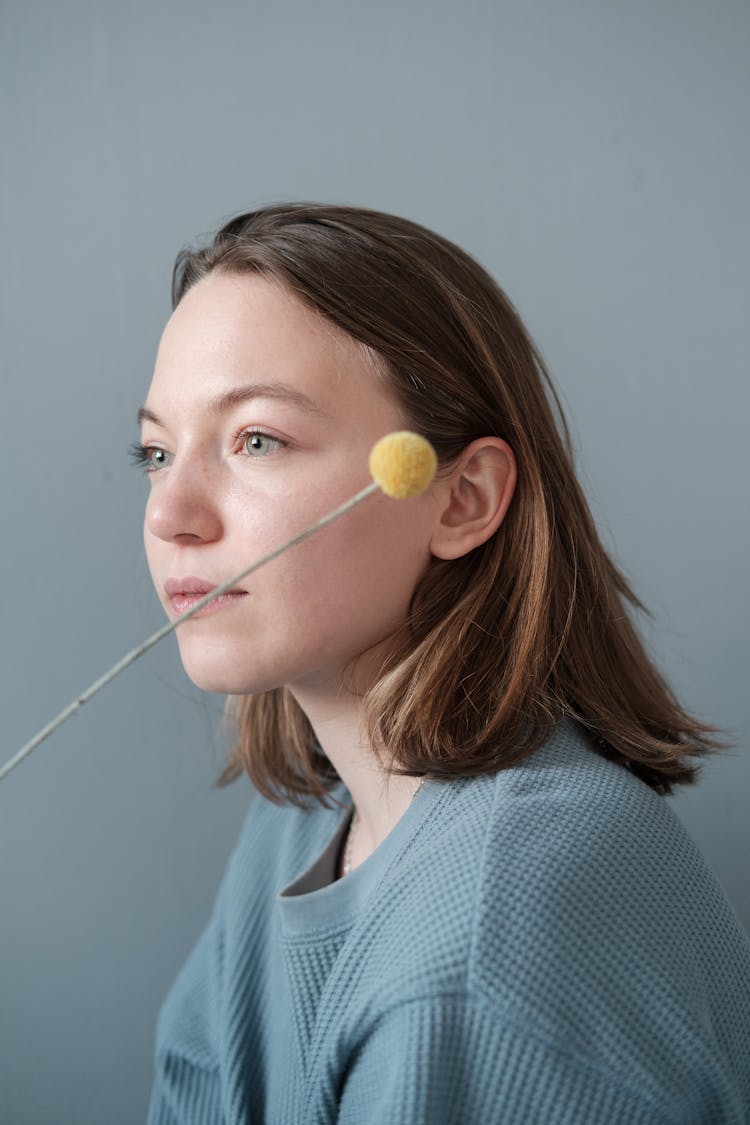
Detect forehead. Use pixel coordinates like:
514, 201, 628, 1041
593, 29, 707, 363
148, 270, 393, 418
157, 272, 357, 379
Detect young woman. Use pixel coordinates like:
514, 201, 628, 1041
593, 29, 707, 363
138, 203, 750, 1123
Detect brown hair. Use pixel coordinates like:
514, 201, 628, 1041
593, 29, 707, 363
171, 202, 728, 806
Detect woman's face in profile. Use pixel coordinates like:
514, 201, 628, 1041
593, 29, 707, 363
139, 271, 439, 699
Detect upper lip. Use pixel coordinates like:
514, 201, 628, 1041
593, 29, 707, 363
164, 576, 247, 598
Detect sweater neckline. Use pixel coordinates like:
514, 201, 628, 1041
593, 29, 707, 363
277, 778, 446, 934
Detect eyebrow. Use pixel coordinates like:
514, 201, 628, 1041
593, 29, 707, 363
137, 381, 327, 428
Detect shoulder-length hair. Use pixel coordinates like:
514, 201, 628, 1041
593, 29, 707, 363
171, 202, 727, 806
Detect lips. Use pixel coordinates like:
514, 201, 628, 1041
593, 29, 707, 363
164, 576, 248, 618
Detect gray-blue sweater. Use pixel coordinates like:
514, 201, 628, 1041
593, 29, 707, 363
147, 719, 750, 1123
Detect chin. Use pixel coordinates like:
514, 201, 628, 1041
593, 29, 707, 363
182, 663, 273, 696
175, 646, 244, 695
184, 669, 241, 695
176, 642, 284, 697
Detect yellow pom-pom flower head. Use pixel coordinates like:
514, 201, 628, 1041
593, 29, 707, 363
368, 431, 437, 499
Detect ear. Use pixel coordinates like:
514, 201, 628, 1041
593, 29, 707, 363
429, 437, 517, 561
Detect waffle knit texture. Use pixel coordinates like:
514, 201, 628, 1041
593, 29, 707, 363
147, 719, 750, 1123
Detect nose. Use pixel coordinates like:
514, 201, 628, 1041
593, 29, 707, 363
145, 458, 224, 545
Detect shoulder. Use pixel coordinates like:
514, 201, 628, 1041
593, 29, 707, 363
378, 717, 696, 951
467, 719, 741, 983
400, 718, 732, 947
355, 720, 750, 1113
392, 719, 747, 997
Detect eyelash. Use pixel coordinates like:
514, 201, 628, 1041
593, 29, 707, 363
128, 441, 160, 472
128, 428, 287, 474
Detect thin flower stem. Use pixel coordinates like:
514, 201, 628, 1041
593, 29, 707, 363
1, 480, 379, 783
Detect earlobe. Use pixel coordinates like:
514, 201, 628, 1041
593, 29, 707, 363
429, 438, 517, 561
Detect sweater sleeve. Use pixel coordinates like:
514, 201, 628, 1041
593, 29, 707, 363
335, 995, 666, 1125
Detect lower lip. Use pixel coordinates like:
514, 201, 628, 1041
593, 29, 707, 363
168, 591, 248, 618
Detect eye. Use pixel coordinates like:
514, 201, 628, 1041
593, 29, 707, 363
241, 431, 284, 457
128, 441, 173, 472
147, 447, 172, 470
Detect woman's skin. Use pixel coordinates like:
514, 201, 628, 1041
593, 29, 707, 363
139, 271, 516, 868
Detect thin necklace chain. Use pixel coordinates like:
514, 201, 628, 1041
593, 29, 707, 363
341, 778, 425, 878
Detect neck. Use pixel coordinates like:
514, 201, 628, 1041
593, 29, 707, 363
289, 682, 422, 865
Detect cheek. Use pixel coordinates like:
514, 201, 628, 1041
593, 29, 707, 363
283, 496, 433, 625
142, 523, 159, 582
142, 517, 172, 603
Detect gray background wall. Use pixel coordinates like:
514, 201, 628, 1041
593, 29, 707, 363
1, 1, 747, 1121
